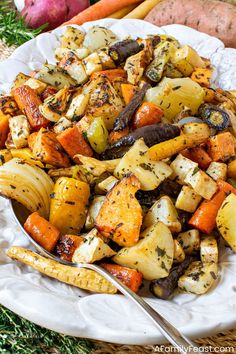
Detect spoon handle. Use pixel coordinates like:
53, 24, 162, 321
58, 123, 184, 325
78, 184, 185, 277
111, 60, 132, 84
84, 263, 203, 354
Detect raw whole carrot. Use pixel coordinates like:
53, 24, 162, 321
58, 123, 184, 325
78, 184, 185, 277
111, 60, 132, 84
145, 0, 236, 48
132, 101, 163, 129
185, 146, 212, 170
12, 85, 49, 131
62, 0, 142, 26
56, 125, 93, 159
108, 4, 139, 18
121, 83, 137, 105
24, 212, 60, 252
109, 127, 129, 144
189, 190, 226, 234
124, 0, 161, 19
90, 69, 127, 83
101, 263, 143, 293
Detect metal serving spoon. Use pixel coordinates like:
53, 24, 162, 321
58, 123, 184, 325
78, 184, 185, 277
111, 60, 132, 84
10, 200, 204, 354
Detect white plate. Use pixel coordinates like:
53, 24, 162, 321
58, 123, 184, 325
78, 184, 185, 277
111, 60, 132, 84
0, 19, 236, 345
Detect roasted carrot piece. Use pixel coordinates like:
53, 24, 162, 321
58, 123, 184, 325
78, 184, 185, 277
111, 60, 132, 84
186, 146, 212, 170
132, 102, 163, 129
206, 132, 235, 161
90, 69, 127, 82
12, 85, 49, 131
56, 125, 93, 159
55, 234, 84, 262
121, 83, 137, 105
109, 127, 129, 144
0, 112, 10, 148
24, 212, 60, 252
217, 179, 236, 195
101, 263, 143, 293
189, 190, 226, 234
191, 67, 213, 88
33, 128, 70, 168
95, 174, 142, 247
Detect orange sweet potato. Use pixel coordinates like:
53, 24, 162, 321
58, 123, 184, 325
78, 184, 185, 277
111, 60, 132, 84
132, 101, 163, 129
33, 128, 70, 168
12, 85, 49, 131
206, 132, 235, 161
95, 174, 142, 247
121, 83, 137, 105
56, 125, 93, 159
145, 0, 236, 48
55, 234, 84, 262
91, 69, 127, 82
0, 112, 10, 148
24, 212, 60, 252
101, 263, 143, 293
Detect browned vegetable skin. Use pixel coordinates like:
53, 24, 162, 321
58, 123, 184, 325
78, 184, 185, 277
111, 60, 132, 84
108, 39, 142, 64
12, 85, 49, 131
150, 255, 196, 299
113, 83, 150, 132
32, 128, 70, 168
0, 96, 19, 116
55, 234, 84, 262
102, 123, 180, 159
96, 174, 142, 247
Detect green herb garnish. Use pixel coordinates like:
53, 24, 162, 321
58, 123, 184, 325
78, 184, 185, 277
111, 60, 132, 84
0, 304, 93, 353
0, 1, 47, 46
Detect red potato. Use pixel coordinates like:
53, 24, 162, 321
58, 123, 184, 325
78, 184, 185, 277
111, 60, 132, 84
21, 0, 89, 30
145, 0, 236, 48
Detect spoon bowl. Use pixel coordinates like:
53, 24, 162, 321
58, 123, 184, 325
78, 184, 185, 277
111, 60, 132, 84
10, 199, 203, 353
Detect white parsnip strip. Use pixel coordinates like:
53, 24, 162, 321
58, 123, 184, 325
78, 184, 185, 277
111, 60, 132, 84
7, 247, 117, 294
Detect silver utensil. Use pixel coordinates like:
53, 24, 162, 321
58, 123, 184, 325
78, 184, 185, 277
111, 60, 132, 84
11, 200, 204, 354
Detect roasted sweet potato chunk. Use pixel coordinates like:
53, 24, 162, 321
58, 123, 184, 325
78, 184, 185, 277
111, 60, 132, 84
95, 174, 142, 247
33, 128, 70, 168
56, 124, 93, 159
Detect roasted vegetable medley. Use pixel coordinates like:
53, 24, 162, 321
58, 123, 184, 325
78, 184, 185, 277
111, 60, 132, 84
2, 25, 236, 298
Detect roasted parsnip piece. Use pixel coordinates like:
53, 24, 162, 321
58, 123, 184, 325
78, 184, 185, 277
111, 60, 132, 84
7, 247, 117, 294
